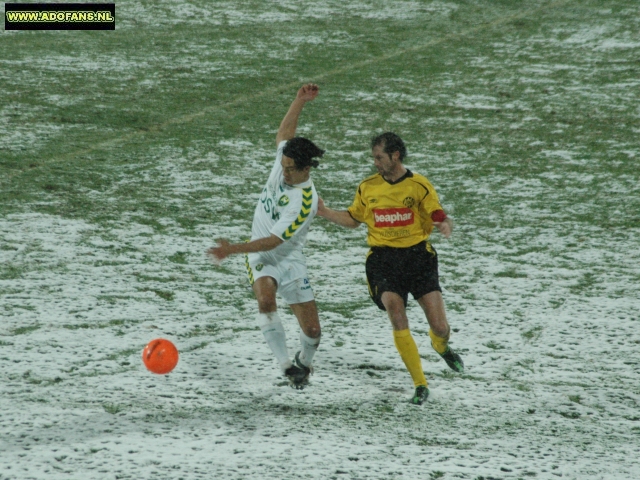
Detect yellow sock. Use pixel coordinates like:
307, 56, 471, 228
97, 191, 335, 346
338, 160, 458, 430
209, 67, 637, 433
429, 329, 450, 355
393, 329, 427, 387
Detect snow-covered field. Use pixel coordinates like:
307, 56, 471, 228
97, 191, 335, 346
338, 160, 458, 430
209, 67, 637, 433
2, 192, 639, 479
2, 1, 639, 479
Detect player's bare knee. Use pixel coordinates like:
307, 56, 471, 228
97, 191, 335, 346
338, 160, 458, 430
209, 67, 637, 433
304, 324, 321, 339
430, 324, 450, 339
426, 314, 449, 335
384, 300, 406, 321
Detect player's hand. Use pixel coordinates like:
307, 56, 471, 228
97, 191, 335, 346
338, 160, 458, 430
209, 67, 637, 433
206, 239, 232, 263
297, 83, 319, 102
433, 218, 453, 239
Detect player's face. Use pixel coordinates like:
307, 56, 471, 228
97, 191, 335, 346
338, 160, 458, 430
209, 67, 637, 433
372, 145, 397, 177
281, 155, 309, 186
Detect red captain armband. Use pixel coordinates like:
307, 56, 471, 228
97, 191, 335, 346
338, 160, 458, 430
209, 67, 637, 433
431, 210, 447, 223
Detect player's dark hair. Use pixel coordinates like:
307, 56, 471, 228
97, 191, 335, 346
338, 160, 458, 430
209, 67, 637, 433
283, 137, 325, 170
371, 132, 407, 162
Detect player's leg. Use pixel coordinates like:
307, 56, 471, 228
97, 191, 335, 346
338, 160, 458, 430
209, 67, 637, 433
417, 290, 449, 339
366, 248, 429, 405
381, 291, 409, 331
289, 300, 321, 369
407, 243, 448, 338
417, 291, 464, 373
252, 275, 278, 313
367, 247, 428, 401
252, 276, 293, 371
381, 292, 428, 395
277, 259, 320, 388
409, 244, 464, 373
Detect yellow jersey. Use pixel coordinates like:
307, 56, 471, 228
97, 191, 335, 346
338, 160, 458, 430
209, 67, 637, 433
347, 170, 444, 249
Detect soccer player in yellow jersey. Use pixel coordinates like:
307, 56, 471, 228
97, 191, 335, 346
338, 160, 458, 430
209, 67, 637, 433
317, 132, 464, 405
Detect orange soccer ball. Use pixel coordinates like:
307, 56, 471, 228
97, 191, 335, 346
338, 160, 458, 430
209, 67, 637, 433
142, 338, 179, 374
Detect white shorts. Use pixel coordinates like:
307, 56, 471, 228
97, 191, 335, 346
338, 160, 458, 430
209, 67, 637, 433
245, 252, 315, 305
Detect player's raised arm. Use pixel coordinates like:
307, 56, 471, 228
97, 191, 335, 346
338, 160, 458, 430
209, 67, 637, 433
276, 83, 319, 146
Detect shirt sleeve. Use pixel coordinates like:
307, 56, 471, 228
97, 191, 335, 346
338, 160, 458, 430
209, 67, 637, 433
268, 140, 288, 178
418, 181, 444, 230
347, 185, 366, 223
270, 187, 314, 241
414, 176, 441, 214
422, 191, 442, 215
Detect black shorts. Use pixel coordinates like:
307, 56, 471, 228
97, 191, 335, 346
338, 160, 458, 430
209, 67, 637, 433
365, 241, 441, 311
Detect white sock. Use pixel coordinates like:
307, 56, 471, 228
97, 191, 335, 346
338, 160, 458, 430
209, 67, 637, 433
258, 312, 291, 371
298, 331, 321, 368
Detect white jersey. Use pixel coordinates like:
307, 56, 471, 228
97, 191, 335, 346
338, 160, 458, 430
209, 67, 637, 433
250, 141, 318, 260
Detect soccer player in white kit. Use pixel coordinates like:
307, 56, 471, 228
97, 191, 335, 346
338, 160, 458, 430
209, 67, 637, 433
208, 84, 324, 389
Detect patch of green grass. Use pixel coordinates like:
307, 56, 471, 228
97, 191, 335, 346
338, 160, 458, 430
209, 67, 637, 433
179, 324, 220, 338
549, 298, 566, 309
4, 304, 37, 312
153, 289, 175, 301
168, 252, 188, 264
545, 352, 570, 360
62, 323, 93, 330
136, 288, 175, 301
203, 291, 233, 306
559, 411, 581, 419
0, 265, 23, 280
316, 300, 371, 320
516, 359, 535, 372
63, 319, 138, 330
569, 272, 597, 295
231, 326, 259, 333
103, 404, 122, 415
105, 348, 138, 362
447, 301, 466, 313
134, 273, 179, 283
20, 370, 63, 386
374, 402, 394, 414
495, 268, 528, 278
522, 326, 543, 341
93, 260, 130, 267
96, 295, 135, 305
356, 364, 392, 371
182, 341, 210, 352
412, 436, 459, 447
11, 324, 41, 335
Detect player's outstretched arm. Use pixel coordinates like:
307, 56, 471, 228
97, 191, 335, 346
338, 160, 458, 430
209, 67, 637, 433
317, 197, 360, 229
276, 83, 319, 146
207, 235, 283, 263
